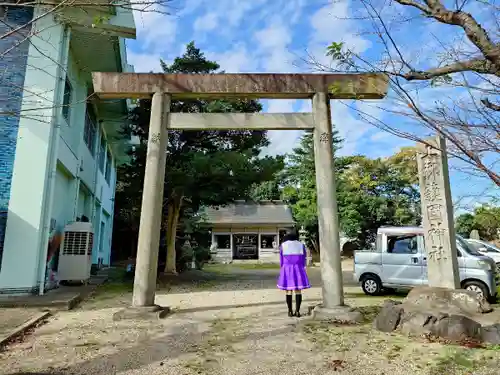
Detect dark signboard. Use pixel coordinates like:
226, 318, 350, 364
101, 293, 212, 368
233, 234, 258, 260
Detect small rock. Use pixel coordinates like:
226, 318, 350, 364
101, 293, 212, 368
481, 324, 500, 345
373, 304, 403, 332
430, 314, 482, 342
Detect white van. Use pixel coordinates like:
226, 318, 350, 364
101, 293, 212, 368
353, 226, 499, 301
466, 239, 500, 264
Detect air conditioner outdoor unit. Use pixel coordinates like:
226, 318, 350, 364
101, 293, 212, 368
58, 222, 94, 283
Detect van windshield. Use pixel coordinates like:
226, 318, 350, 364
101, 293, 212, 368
456, 235, 483, 256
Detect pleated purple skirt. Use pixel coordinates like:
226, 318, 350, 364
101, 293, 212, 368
277, 264, 311, 290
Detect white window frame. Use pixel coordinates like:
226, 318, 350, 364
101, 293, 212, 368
212, 232, 232, 250
259, 232, 278, 251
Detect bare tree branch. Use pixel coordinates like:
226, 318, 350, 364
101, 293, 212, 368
315, 0, 499, 186
402, 58, 496, 79
481, 98, 500, 111
394, 0, 500, 73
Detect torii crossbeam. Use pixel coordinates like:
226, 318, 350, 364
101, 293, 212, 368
92, 72, 389, 321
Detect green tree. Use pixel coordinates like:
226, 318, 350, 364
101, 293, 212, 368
250, 179, 283, 201
473, 205, 500, 241
117, 42, 283, 273
338, 148, 421, 247
455, 206, 500, 241
455, 213, 476, 238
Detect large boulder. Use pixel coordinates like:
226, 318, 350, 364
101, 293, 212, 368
373, 300, 403, 332
430, 315, 482, 342
404, 286, 492, 315
399, 311, 437, 336
481, 324, 500, 345
373, 287, 494, 344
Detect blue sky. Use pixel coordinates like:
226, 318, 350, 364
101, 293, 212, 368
126, 0, 499, 211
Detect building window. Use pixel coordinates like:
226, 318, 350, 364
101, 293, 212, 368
84, 104, 97, 154
62, 78, 72, 122
260, 234, 277, 249
214, 234, 231, 249
98, 133, 106, 173
387, 235, 418, 254
105, 150, 112, 184
279, 229, 288, 244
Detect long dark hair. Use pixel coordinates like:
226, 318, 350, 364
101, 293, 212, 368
282, 228, 299, 243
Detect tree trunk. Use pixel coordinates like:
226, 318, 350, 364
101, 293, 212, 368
164, 197, 182, 274
311, 238, 319, 255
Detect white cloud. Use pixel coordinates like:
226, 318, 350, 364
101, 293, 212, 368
127, 50, 162, 73
206, 44, 259, 72
254, 23, 291, 50
262, 100, 302, 156
308, 1, 371, 68
264, 130, 303, 156
370, 131, 391, 141
133, 11, 177, 53
266, 100, 296, 113
224, 0, 266, 27
193, 12, 219, 33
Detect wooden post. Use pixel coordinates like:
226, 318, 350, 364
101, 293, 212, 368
132, 93, 170, 307
312, 92, 344, 308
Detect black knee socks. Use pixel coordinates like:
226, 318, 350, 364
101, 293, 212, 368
286, 294, 293, 312
295, 294, 302, 315
286, 294, 293, 313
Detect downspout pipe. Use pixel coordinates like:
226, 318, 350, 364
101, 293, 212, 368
37, 24, 71, 295
89, 120, 102, 264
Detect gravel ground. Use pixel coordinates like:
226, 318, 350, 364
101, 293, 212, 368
0, 266, 499, 375
0, 309, 43, 339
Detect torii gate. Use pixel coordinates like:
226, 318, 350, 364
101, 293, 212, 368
92, 72, 389, 320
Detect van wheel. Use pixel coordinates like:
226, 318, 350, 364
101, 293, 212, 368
361, 275, 382, 296
463, 280, 489, 301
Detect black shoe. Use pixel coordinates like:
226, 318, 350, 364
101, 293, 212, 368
288, 310, 294, 317
294, 311, 301, 318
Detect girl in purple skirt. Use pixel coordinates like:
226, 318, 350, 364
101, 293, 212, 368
277, 229, 311, 317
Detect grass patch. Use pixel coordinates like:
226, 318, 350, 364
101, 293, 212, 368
192, 317, 250, 358
183, 358, 212, 375
300, 321, 364, 351
89, 281, 133, 302
427, 349, 479, 375
357, 305, 382, 322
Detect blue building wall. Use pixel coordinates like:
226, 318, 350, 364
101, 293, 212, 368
0, 7, 33, 266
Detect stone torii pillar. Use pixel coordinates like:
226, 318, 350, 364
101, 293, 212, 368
92, 72, 389, 321
132, 92, 170, 307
